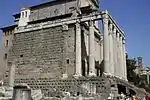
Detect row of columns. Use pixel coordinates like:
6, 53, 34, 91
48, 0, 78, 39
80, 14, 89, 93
75, 19, 96, 77
102, 11, 127, 80
74, 11, 127, 80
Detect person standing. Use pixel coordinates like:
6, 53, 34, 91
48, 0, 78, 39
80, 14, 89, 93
126, 95, 131, 100
132, 95, 136, 100
120, 92, 125, 100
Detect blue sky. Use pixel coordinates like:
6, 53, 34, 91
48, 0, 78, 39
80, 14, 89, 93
0, 0, 150, 66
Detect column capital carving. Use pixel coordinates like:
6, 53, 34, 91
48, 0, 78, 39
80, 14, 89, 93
116, 32, 120, 37
120, 36, 123, 43
122, 39, 126, 44
75, 21, 81, 30
122, 37, 126, 40
76, 19, 80, 24
102, 11, 109, 24
109, 23, 113, 36
102, 10, 109, 18
89, 20, 94, 27
109, 23, 113, 31
113, 28, 117, 34
120, 35, 123, 40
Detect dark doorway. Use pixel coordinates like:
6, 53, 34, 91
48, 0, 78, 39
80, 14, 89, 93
117, 84, 126, 94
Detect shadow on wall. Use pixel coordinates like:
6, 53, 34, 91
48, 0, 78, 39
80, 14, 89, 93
100, 60, 104, 76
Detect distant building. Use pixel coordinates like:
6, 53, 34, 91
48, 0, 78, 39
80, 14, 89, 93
137, 57, 143, 68
134, 57, 150, 84
0, 25, 16, 81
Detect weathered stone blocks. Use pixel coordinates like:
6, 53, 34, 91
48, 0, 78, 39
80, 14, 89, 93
8, 25, 75, 80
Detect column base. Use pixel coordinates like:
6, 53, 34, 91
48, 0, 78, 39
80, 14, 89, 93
122, 77, 128, 81
73, 74, 82, 79
103, 72, 115, 77
61, 74, 68, 79
6, 86, 13, 91
88, 72, 96, 77
103, 72, 128, 81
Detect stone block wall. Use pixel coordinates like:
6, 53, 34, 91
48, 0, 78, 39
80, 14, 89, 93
8, 25, 76, 79
29, 0, 76, 22
0, 29, 15, 82
13, 77, 111, 98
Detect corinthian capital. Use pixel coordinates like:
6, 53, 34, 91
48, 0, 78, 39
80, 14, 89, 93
102, 10, 109, 21
109, 23, 113, 31
122, 39, 126, 44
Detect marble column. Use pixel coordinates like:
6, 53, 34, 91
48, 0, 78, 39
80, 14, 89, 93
100, 39, 103, 72
120, 36, 124, 78
102, 11, 110, 74
112, 28, 117, 76
8, 61, 16, 87
75, 20, 82, 77
89, 20, 96, 76
109, 23, 114, 75
100, 41, 103, 62
122, 39, 127, 80
116, 32, 120, 77
84, 58, 88, 76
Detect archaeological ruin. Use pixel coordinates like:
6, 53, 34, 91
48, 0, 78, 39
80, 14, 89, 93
0, 0, 148, 99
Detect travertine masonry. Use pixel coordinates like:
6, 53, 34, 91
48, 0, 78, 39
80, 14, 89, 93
29, 0, 77, 22
8, 25, 76, 79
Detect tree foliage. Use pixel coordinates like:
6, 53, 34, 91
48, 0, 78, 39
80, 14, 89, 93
126, 54, 150, 93
126, 56, 137, 83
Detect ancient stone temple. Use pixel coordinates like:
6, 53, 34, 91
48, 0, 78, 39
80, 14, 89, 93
0, 0, 148, 99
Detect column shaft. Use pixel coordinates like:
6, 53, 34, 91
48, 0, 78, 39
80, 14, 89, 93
120, 36, 124, 78
100, 41, 103, 74
75, 21, 82, 76
112, 28, 117, 76
100, 43, 103, 63
102, 12, 110, 74
109, 23, 114, 75
116, 32, 121, 77
89, 20, 96, 76
8, 61, 16, 87
123, 40, 127, 80
85, 58, 88, 76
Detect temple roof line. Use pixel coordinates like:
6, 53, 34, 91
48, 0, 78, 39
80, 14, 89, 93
102, 10, 125, 38
0, 25, 17, 31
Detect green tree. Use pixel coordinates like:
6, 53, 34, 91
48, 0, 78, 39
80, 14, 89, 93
126, 54, 137, 83
126, 54, 150, 92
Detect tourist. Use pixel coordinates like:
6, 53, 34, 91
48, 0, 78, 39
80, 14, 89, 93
145, 94, 150, 100
120, 92, 125, 100
125, 94, 131, 100
107, 96, 112, 100
132, 95, 136, 100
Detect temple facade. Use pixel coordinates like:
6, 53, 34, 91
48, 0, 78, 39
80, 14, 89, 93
0, 0, 127, 85
0, 0, 131, 99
